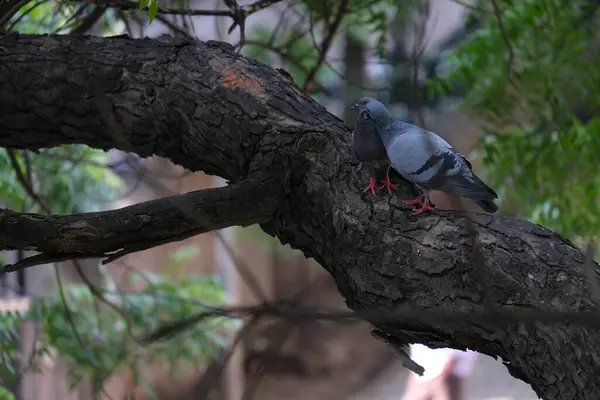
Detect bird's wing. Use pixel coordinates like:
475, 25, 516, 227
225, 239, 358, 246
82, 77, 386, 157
384, 124, 497, 201
423, 137, 497, 199
449, 146, 473, 170
386, 128, 459, 183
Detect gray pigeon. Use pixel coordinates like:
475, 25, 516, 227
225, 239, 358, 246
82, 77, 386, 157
350, 103, 397, 195
351, 97, 498, 215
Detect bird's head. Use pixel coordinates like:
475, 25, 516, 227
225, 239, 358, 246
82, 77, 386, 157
350, 97, 389, 121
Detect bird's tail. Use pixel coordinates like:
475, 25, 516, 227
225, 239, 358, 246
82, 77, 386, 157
471, 174, 498, 199
475, 198, 499, 213
471, 174, 498, 213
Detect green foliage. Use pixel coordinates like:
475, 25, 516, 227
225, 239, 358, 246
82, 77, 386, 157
138, 0, 160, 24
0, 387, 16, 400
0, 146, 122, 214
0, 246, 237, 396
298, 0, 399, 58
8, 1, 121, 34
243, 0, 417, 87
435, 0, 600, 240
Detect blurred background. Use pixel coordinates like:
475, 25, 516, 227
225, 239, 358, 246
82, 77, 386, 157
1, 0, 598, 399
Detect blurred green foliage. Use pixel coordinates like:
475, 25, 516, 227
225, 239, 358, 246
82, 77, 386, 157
242, 0, 422, 89
0, 245, 236, 396
432, 0, 600, 241
7, 1, 121, 34
0, 146, 122, 214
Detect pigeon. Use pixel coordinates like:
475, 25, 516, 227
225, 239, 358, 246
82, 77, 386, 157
351, 97, 499, 215
350, 103, 397, 195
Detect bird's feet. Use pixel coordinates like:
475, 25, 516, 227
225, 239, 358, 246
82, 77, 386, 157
401, 196, 424, 207
363, 177, 379, 195
377, 176, 398, 194
410, 199, 435, 216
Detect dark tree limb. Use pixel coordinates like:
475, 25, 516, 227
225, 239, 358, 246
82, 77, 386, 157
0, 175, 281, 271
1, 33, 599, 400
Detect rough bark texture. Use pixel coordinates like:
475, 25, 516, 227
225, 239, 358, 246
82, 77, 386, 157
1, 33, 600, 400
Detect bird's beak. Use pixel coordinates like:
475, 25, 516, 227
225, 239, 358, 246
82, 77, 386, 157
350, 104, 359, 110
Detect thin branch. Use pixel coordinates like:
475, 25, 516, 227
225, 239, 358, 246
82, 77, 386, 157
302, 0, 349, 90
53, 2, 90, 34
143, 300, 600, 334
0, 0, 30, 28
371, 329, 424, 376
72, 5, 107, 34
6, 149, 51, 214
156, 13, 194, 37
490, 0, 516, 86
187, 316, 262, 399
214, 231, 268, 302
242, 0, 285, 15
5, 0, 49, 32
108, 0, 234, 17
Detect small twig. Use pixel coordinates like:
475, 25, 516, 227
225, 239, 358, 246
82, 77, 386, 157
52, 3, 90, 33
490, 0, 516, 86
72, 6, 107, 34
214, 231, 268, 302
371, 329, 425, 376
2, 252, 105, 272
71, 259, 136, 339
156, 14, 193, 37
108, 0, 233, 17
302, 0, 350, 90
323, 58, 390, 92
2, 0, 42, 30
7, 149, 51, 214
242, 0, 284, 15
188, 316, 262, 399
242, 320, 297, 400
265, 0, 296, 46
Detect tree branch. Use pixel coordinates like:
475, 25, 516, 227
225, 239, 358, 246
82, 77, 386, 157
0, 174, 281, 271
1, 33, 600, 400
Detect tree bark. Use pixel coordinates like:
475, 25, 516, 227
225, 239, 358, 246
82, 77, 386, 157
1, 33, 600, 400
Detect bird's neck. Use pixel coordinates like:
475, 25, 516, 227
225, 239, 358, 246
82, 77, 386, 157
375, 116, 402, 144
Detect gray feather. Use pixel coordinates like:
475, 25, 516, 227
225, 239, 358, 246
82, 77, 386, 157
353, 97, 498, 212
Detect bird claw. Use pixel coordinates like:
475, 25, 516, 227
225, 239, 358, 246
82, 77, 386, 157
401, 196, 424, 207
410, 200, 435, 216
363, 178, 378, 195
377, 176, 397, 194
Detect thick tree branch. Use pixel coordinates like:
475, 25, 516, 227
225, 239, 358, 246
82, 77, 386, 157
0, 175, 281, 271
1, 33, 600, 400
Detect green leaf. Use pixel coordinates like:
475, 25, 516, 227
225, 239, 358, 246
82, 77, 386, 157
138, 0, 150, 11
148, 0, 158, 23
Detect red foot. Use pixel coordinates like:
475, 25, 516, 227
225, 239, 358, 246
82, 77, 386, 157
411, 199, 435, 216
401, 196, 424, 207
363, 177, 378, 195
377, 175, 397, 194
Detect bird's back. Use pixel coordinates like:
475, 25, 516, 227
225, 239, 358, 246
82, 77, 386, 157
352, 115, 388, 163
384, 126, 454, 182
